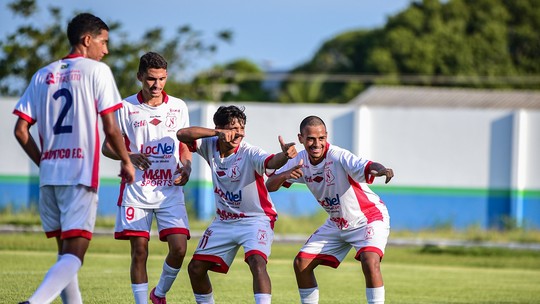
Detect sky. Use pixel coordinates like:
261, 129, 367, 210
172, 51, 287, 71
0, 0, 412, 76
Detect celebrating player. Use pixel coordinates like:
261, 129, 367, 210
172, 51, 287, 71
176, 105, 297, 304
13, 13, 135, 304
266, 116, 394, 304
102, 52, 192, 304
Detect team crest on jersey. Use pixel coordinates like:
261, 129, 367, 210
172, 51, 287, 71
325, 168, 335, 185
61, 64, 69, 69
165, 113, 177, 129
229, 164, 241, 180
45, 73, 55, 85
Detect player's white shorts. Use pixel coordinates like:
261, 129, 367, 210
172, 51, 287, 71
297, 218, 390, 268
114, 204, 190, 241
192, 217, 274, 273
39, 185, 98, 240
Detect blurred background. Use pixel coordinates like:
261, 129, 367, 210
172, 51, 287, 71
1, 0, 539, 234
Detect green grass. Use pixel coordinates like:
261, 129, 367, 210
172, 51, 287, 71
2, 233, 540, 303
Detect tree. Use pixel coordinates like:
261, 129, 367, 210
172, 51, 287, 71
285, 0, 540, 103
0, 0, 233, 97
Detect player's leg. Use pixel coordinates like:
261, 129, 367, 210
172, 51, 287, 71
188, 259, 215, 304
130, 236, 150, 304
54, 236, 83, 304
242, 218, 274, 304
351, 220, 389, 304
151, 204, 190, 302
25, 185, 94, 304
295, 219, 347, 304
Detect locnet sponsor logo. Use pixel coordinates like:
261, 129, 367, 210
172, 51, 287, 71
139, 143, 174, 158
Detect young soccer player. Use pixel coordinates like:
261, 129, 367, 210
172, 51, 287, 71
13, 13, 135, 304
176, 105, 297, 304
266, 116, 394, 304
102, 51, 192, 304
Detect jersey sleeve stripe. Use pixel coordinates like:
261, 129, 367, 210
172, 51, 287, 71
13, 110, 36, 124
99, 102, 122, 115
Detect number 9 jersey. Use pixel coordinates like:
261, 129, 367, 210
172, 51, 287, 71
13, 54, 123, 190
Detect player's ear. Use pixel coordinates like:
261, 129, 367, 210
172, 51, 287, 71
81, 34, 92, 47
136, 72, 143, 82
297, 133, 303, 144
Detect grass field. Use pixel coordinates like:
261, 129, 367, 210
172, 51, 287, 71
2, 232, 540, 304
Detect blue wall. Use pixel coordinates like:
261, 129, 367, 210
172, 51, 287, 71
2, 178, 539, 230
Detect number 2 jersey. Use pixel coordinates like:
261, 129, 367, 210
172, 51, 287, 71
186, 138, 278, 227
13, 54, 123, 190
115, 91, 190, 208
276, 143, 389, 230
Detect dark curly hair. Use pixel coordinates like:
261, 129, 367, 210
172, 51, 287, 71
138, 52, 168, 75
213, 105, 247, 128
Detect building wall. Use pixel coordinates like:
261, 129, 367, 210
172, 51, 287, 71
1, 97, 539, 230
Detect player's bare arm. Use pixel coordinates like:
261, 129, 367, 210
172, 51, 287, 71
176, 126, 221, 143
14, 118, 41, 166
102, 112, 135, 184
174, 142, 192, 186
266, 159, 304, 192
369, 162, 394, 184
267, 135, 297, 169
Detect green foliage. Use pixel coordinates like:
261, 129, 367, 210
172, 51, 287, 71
288, 0, 540, 103
0, 0, 232, 97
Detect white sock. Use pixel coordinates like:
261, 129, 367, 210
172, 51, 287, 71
155, 261, 180, 297
28, 253, 81, 304
132, 283, 148, 304
299, 287, 319, 304
58, 255, 82, 304
254, 293, 272, 304
366, 286, 385, 304
194, 292, 215, 304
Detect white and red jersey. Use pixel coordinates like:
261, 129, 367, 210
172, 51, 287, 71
13, 54, 122, 190
187, 138, 278, 226
277, 143, 389, 230
116, 91, 190, 208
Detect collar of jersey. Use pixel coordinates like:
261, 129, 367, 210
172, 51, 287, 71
136, 90, 169, 104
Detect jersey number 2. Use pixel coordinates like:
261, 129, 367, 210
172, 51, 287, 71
53, 88, 73, 134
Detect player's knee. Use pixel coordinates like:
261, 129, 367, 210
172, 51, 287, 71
188, 260, 206, 277
169, 244, 187, 259
360, 253, 381, 274
247, 255, 267, 274
293, 256, 308, 273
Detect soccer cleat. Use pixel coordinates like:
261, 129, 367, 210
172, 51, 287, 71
150, 287, 167, 304
18, 302, 30, 304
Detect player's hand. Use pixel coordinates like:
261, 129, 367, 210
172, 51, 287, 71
288, 158, 304, 179
278, 135, 297, 159
119, 162, 136, 184
370, 164, 394, 184
217, 129, 237, 143
129, 153, 151, 171
173, 165, 191, 186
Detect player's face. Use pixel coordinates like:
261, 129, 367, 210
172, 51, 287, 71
139, 68, 168, 99
298, 124, 328, 165
220, 118, 245, 150
86, 29, 109, 61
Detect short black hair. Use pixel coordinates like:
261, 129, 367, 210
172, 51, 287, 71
213, 105, 247, 128
67, 13, 109, 46
299, 116, 326, 134
138, 52, 168, 75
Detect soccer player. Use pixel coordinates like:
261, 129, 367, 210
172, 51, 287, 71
176, 105, 297, 304
13, 13, 135, 304
265, 116, 394, 304
102, 51, 192, 304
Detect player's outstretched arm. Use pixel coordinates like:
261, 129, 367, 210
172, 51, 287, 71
102, 112, 135, 184
267, 135, 297, 169
14, 118, 41, 166
266, 159, 303, 192
369, 162, 394, 184
176, 126, 218, 143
